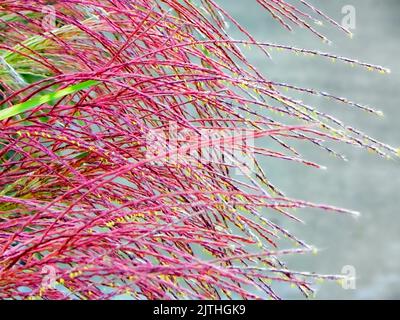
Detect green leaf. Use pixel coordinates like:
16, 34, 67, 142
74, 151, 90, 160
20, 73, 48, 84
0, 80, 99, 121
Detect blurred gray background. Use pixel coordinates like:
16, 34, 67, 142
218, 0, 400, 299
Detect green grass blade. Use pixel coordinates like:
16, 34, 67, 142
0, 80, 99, 121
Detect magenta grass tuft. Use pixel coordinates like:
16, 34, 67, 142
0, 1, 395, 300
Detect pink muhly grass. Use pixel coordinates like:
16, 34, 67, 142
0, 0, 396, 300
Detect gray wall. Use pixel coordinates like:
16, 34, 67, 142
217, 0, 400, 299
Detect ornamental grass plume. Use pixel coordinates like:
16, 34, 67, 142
0, 0, 396, 300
